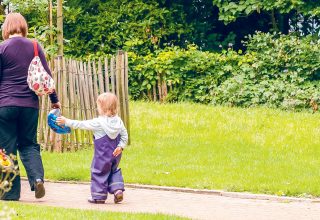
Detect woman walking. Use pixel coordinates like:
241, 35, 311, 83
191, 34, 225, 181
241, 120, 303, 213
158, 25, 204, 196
0, 13, 60, 201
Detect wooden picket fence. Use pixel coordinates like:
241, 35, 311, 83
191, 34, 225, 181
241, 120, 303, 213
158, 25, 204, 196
38, 51, 130, 152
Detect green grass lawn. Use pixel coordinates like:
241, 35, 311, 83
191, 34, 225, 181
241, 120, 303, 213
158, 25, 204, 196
2, 202, 188, 220
20, 102, 320, 197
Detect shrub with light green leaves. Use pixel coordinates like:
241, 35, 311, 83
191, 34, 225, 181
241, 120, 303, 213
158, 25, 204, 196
129, 32, 320, 110
129, 45, 246, 103
213, 32, 320, 109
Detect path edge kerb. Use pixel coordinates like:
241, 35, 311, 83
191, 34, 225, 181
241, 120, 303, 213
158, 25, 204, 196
24, 178, 320, 203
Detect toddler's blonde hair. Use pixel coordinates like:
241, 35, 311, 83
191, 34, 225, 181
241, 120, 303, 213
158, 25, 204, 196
97, 92, 118, 116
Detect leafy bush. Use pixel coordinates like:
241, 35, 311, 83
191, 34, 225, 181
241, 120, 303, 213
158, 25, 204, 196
129, 45, 246, 103
129, 32, 320, 110
213, 32, 320, 109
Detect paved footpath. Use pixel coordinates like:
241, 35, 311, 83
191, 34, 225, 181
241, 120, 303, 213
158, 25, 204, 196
20, 180, 320, 220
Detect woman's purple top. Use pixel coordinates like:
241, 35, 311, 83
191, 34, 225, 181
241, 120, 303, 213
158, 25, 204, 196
0, 37, 59, 109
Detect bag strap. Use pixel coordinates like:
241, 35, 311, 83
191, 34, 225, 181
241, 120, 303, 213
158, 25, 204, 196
33, 40, 39, 57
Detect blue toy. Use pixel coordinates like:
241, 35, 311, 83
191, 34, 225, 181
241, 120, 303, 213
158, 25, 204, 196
47, 109, 71, 134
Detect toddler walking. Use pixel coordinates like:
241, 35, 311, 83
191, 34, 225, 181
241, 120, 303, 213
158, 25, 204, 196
57, 92, 128, 204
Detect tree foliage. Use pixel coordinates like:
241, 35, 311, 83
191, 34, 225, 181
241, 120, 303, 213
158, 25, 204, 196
3, 0, 319, 54
63, 0, 192, 57
213, 0, 320, 23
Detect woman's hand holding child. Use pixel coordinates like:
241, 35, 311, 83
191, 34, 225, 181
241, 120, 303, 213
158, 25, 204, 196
51, 102, 61, 109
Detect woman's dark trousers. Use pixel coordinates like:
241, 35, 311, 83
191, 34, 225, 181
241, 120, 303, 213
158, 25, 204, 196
0, 107, 44, 200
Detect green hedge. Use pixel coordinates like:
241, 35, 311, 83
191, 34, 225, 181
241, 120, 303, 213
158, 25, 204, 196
129, 32, 320, 110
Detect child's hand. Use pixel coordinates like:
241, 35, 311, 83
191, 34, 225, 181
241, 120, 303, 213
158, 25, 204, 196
56, 116, 67, 125
113, 147, 123, 157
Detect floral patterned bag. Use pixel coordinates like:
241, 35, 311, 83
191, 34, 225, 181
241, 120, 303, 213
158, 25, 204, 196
27, 41, 55, 96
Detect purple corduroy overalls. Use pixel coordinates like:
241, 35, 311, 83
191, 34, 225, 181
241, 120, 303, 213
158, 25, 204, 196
91, 134, 125, 200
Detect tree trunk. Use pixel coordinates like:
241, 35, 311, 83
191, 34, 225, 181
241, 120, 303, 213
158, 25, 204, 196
270, 10, 278, 32
49, 0, 54, 67
49, 0, 53, 46
0, 0, 5, 15
278, 13, 290, 34
57, 0, 63, 56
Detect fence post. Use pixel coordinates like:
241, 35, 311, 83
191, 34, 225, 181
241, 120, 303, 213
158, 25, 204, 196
124, 52, 131, 144
104, 58, 110, 92
116, 51, 122, 117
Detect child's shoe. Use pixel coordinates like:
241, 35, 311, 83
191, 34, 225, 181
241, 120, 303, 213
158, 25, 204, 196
114, 190, 123, 204
88, 197, 105, 204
